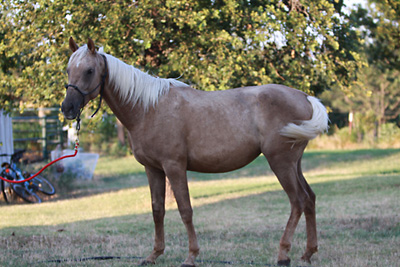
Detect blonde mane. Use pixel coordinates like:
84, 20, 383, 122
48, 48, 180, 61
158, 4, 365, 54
98, 47, 187, 110
69, 45, 187, 110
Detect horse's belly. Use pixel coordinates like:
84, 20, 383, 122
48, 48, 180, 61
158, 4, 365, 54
185, 116, 261, 173
186, 145, 261, 173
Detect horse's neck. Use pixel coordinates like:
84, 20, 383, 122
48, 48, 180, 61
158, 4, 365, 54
102, 84, 144, 130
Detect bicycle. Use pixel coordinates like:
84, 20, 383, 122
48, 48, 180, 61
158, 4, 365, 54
0, 150, 56, 204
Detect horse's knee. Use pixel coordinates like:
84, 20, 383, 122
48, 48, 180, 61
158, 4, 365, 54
152, 206, 165, 223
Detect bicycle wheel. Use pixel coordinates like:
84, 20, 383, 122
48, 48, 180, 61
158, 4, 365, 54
12, 184, 42, 203
1, 180, 15, 203
31, 175, 56, 195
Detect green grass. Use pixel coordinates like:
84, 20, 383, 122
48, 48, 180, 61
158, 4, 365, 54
1, 149, 399, 266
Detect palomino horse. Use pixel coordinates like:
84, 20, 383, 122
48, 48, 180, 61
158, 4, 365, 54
62, 38, 328, 267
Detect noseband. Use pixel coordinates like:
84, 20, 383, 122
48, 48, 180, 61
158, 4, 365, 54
65, 54, 108, 118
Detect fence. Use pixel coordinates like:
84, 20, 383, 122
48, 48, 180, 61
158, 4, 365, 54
12, 108, 66, 160
0, 110, 14, 164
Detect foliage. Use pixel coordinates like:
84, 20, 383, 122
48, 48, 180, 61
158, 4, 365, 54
75, 111, 129, 156
348, 0, 400, 121
322, 67, 400, 116
378, 123, 400, 146
321, 1, 400, 140
308, 122, 400, 150
0, 1, 69, 111
0, 0, 365, 113
356, 0, 400, 70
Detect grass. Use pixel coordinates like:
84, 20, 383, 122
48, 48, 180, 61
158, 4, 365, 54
1, 148, 399, 266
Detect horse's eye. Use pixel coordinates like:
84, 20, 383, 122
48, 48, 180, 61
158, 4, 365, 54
87, 69, 94, 75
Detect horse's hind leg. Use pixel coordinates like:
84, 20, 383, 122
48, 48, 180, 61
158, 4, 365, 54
264, 142, 310, 266
141, 166, 166, 265
297, 160, 318, 263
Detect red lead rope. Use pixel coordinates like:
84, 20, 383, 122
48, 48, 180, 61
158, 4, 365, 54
0, 139, 79, 184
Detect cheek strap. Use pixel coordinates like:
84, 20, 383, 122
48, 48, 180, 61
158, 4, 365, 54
64, 54, 108, 118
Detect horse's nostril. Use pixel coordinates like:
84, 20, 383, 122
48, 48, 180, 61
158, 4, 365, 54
61, 102, 69, 113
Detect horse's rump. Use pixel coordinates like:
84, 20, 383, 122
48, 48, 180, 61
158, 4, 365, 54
279, 96, 328, 141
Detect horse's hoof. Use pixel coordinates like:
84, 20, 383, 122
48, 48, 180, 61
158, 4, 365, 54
301, 255, 312, 264
301, 246, 317, 264
277, 259, 291, 266
181, 264, 195, 267
140, 260, 155, 266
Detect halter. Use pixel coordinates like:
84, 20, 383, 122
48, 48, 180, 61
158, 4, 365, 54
0, 54, 108, 185
65, 54, 108, 118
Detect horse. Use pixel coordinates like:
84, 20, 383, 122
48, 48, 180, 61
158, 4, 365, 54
62, 38, 328, 267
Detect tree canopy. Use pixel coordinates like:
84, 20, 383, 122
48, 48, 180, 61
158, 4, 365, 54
322, 0, 400, 128
1, 0, 364, 112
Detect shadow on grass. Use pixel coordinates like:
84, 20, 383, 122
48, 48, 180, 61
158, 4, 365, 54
2, 148, 399, 208
302, 148, 400, 170
31, 148, 399, 203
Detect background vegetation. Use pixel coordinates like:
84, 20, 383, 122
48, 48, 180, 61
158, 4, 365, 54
2, 0, 399, 152
0, 0, 363, 105
1, 0, 399, 186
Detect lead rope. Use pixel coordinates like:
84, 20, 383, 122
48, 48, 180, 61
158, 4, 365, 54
0, 117, 81, 184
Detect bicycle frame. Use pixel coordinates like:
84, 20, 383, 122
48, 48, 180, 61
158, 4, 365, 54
0, 139, 79, 184
1, 152, 44, 203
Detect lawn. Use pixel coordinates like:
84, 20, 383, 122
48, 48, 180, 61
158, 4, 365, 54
1, 149, 399, 266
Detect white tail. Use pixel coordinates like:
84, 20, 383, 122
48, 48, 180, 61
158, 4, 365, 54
280, 96, 329, 141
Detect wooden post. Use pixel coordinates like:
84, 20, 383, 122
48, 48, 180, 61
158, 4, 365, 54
38, 108, 48, 159
348, 111, 353, 134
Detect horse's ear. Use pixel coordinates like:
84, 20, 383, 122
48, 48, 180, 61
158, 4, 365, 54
69, 37, 79, 52
87, 38, 96, 54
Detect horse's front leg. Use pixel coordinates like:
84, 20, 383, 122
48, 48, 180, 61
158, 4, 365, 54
165, 163, 199, 267
141, 166, 166, 265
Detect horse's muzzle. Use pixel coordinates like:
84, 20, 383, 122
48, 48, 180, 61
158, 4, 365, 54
61, 100, 80, 120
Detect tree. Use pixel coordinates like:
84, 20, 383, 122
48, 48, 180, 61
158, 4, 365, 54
352, 0, 400, 126
0, 1, 69, 111
322, 66, 400, 137
356, 0, 400, 70
1, 0, 364, 113
321, 0, 400, 139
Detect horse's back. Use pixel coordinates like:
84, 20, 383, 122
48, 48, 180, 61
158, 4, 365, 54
173, 83, 312, 131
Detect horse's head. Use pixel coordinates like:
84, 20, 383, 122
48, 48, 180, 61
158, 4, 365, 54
61, 37, 107, 120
